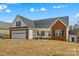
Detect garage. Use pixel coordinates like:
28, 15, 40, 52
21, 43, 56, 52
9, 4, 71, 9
12, 31, 27, 39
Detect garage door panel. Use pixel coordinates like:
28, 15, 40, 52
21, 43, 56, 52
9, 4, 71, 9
12, 31, 26, 39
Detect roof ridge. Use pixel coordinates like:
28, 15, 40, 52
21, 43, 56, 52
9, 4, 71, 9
16, 15, 32, 21
33, 16, 69, 21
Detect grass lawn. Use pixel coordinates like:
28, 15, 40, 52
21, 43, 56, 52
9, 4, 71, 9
0, 39, 79, 56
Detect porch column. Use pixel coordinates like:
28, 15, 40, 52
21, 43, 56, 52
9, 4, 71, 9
29, 29, 33, 39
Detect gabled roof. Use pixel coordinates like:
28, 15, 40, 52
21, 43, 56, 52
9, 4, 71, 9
14, 15, 69, 28
16, 15, 34, 28
50, 19, 68, 28
33, 16, 69, 28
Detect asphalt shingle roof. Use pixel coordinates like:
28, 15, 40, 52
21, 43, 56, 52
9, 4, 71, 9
16, 15, 69, 28
33, 16, 69, 28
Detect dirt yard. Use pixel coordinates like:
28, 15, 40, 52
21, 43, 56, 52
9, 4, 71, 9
0, 39, 79, 56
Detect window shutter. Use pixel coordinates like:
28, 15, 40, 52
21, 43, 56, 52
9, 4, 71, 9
16, 22, 18, 26
62, 30, 64, 36
37, 31, 39, 36
53, 30, 55, 36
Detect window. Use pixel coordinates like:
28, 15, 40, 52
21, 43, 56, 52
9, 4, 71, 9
41, 31, 45, 36
55, 30, 64, 36
16, 21, 21, 27
37, 31, 45, 36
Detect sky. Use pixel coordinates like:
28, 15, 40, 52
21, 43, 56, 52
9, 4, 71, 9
0, 3, 79, 25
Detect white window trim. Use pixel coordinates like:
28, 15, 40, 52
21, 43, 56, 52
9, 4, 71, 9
55, 30, 62, 36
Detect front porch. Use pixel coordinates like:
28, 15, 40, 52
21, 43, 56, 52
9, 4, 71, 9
33, 28, 51, 39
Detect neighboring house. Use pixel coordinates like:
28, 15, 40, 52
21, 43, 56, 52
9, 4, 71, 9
10, 15, 69, 41
69, 35, 77, 42
69, 25, 79, 42
0, 21, 11, 38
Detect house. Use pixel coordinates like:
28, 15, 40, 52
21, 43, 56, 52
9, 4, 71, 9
10, 15, 69, 41
0, 21, 11, 39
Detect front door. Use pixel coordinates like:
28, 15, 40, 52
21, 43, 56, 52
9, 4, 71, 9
72, 37, 75, 42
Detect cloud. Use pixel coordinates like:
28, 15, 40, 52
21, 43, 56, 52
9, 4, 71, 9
30, 8, 35, 12
40, 7, 46, 11
0, 4, 11, 13
0, 4, 8, 10
30, 7, 47, 12
53, 5, 67, 8
5, 9, 11, 12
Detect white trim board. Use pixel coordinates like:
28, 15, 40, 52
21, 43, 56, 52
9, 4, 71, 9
50, 19, 68, 28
